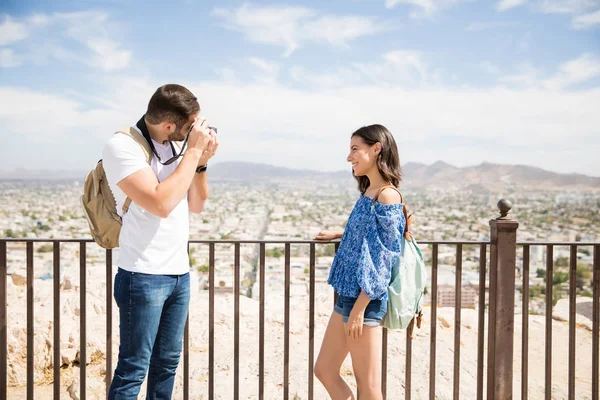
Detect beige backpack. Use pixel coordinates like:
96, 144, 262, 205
81, 127, 152, 248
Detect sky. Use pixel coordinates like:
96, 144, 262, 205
0, 0, 599, 176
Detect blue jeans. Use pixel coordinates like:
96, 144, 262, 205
108, 268, 190, 400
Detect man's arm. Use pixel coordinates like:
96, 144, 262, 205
188, 131, 218, 214
188, 170, 209, 214
118, 148, 203, 218
117, 119, 213, 218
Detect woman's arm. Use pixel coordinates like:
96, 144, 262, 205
314, 230, 343, 241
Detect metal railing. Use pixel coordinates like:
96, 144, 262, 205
1, 208, 599, 399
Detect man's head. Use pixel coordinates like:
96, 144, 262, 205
145, 84, 200, 142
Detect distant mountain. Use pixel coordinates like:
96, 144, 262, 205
209, 162, 600, 191
1, 161, 598, 191
402, 162, 600, 191
0, 168, 87, 181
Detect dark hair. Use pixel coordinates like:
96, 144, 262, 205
351, 124, 402, 194
145, 84, 200, 128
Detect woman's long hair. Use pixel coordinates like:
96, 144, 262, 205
351, 124, 402, 194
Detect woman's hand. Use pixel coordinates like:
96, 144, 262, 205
314, 231, 342, 241
346, 307, 364, 339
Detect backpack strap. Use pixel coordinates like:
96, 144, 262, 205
115, 126, 153, 215
372, 185, 403, 204
372, 185, 412, 239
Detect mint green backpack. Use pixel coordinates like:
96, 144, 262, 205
381, 236, 426, 335
370, 186, 426, 335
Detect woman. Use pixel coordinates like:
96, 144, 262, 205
314, 124, 407, 400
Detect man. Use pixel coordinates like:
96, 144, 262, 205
102, 84, 218, 399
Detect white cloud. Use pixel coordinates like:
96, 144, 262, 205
290, 66, 363, 87
572, 9, 600, 28
466, 21, 519, 30
215, 67, 238, 83
384, 0, 472, 17
26, 14, 50, 27
0, 16, 28, 46
0, 11, 131, 71
495, 1, 600, 29
302, 15, 392, 48
86, 38, 131, 71
0, 48, 22, 68
55, 11, 131, 71
3, 51, 599, 175
384, 50, 428, 79
248, 57, 279, 75
0, 87, 131, 144
539, 0, 597, 14
497, 53, 600, 90
496, 0, 529, 11
543, 53, 600, 90
211, 4, 316, 56
211, 4, 390, 56
499, 63, 545, 87
289, 50, 429, 88
353, 50, 430, 86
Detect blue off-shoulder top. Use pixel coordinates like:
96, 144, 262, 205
327, 194, 406, 301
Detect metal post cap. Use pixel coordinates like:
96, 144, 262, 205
497, 199, 512, 219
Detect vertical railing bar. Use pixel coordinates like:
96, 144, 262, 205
284, 243, 291, 400
105, 249, 112, 397
0, 241, 7, 400
522, 244, 530, 400
0, 242, 7, 400
405, 327, 412, 400
476, 243, 486, 400
592, 245, 599, 400
382, 328, 388, 400
184, 242, 190, 400
487, 237, 498, 400
234, 243, 240, 400
453, 244, 462, 400
53, 241, 60, 399
209, 243, 215, 400
545, 245, 553, 400
184, 313, 189, 400
334, 242, 340, 306
308, 243, 315, 400
429, 243, 438, 400
568, 245, 577, 400
79, 242, 87, 400
259, 243, 265, 400
27, 241, 34, 400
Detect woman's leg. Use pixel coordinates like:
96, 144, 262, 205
347, 325, 383, 400
314, 312, 354, 400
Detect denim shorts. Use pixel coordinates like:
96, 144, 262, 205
333, 294, 387, 327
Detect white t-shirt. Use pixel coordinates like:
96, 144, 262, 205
102, 126, 190, 275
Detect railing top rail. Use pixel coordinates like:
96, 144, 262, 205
0, 238, 599, 245
516, 241, 600, 246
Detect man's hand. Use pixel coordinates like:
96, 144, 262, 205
187, 117, 213, 152
198, 130, 219, 166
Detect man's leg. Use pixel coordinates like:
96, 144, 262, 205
146, 272, 190, 399
108, 270, 174, 400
